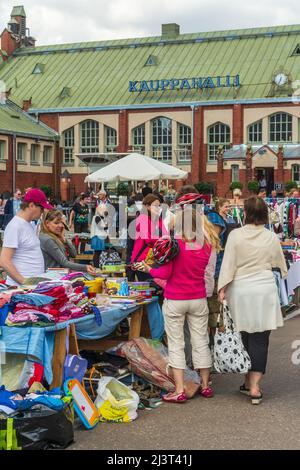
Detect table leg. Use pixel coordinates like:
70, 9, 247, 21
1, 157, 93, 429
50, 328, 67, 390
69, 323, 79, 355
129, 306, 144, 339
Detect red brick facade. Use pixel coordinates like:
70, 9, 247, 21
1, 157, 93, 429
2, 102, 300, 198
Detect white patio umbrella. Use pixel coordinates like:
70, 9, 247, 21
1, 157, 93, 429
84, 153, 188, 183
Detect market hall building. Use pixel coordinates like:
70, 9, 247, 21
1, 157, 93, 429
2, 6, 300, 197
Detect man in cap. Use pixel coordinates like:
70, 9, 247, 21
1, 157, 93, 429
0, 189, 53, 285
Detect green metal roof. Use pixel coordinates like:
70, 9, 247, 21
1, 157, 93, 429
1, 24, 300, 111
11, 6, 26, 17
0, 100, 58, 139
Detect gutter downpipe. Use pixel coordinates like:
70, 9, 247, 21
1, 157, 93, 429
191, 104, 195, 163
12, 133, 16, 193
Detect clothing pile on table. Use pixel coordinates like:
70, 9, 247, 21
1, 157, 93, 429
1, 275, 99, 327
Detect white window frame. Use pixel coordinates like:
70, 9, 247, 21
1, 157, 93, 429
17, 143, 26, 162
0, 140, 5, 160
105, 126, 117, 153
63, 127, 75, 164
177, 123, 192, 163
207, 123, 231, 162
269, 113, 292, 143
132, 125, 145, 153
30, 144, 39, 164
43, 146, 52, 165
292, 164, 300, 182
231, 164, 239, 182
152, 117, 172, 163
248, 120, 262, 143
80, 120, 99, 153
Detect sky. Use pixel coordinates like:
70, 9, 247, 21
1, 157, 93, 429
1, 0, 300, 46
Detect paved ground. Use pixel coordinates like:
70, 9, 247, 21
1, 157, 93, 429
70, 314, 300, 450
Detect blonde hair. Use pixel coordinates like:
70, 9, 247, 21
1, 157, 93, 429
203, 216, 221, 252
40, 210, 65, 248
174, 208, 221, 252
215, 198, 230, 213
233, 188, 242, 197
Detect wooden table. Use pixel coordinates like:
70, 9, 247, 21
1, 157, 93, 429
50, 304, 151, 389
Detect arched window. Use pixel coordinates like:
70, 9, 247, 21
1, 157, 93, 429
269, 113, 292, 143
248, 120, 262, 143
208, 122, 230, 162
231, 164, 239, 182
132, 125, 145, 153
152, 117, 172, 163
177, 123, 192, 162
292, 164, 300, 182
105, 126, 117, 152
80, 120, 99, 153
63, 127, 74, 164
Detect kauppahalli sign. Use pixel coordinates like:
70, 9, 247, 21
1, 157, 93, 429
129, 75, 240, 92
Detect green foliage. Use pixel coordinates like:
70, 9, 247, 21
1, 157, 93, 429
194, 181, 214, 194
40, 185, 52, 198
285, 181, 298, 193
117, 182, 129, 196
229, 181, 243, 191
247, 180, 260, 194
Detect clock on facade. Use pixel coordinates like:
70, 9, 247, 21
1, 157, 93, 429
274, 73, 288, 86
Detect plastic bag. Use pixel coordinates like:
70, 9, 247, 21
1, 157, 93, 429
0, 403, 74, 450
95, 377, 139, 423
120, 338, 200, 398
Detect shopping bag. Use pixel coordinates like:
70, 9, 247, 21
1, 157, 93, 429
99, 248, 122, 268
94, 377, 139, 423
63, 326, 88, 383
120, 338, 200, 398
0, 404, 74, 450
213, 301, 251, 374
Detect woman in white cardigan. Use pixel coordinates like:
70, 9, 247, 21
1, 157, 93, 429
218, 196, 287, 404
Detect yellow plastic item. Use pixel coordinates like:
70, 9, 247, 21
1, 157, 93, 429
84, 278, 104, 293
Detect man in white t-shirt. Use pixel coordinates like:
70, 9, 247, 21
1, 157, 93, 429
0, 188, 53, 285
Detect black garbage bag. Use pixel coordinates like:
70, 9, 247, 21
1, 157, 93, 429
0, 403, 74, 450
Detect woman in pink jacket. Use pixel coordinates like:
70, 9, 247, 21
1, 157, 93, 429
131, 193, 168, 281
138, 209, 220, 403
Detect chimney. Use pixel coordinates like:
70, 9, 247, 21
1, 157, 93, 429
10, 5, 26, 37
23, 98, 32, 112
161, 23, 180, 39
1, 6, 35, 57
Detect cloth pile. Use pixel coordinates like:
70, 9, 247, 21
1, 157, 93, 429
0, 385, 67, 417
4, 277, 97, 326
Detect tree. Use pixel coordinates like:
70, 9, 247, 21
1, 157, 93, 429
40, 185, 52, 199
194, 181, 214, 194
285, 181, 298, 193
229, 181, 243, 192
247, 180, 260, 194
117, 182, 129, 196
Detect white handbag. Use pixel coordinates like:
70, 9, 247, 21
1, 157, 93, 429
213, 301, 251, 374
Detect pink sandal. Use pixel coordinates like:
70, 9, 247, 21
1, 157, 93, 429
200, 386, 214, 398
162, 391, 187, 403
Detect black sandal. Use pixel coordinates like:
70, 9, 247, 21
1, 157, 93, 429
239, 384, 250, 396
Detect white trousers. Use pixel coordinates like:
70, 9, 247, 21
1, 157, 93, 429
163, 298, 212, 370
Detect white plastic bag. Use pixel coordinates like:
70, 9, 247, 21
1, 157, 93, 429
94, 377, 139, 423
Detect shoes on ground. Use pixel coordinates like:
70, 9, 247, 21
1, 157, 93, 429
162, 391, 187, 403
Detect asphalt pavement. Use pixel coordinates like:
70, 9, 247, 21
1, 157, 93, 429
70, 313, 300, 450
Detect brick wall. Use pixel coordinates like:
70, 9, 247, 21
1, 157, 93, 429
232, 104, 243, 144
118, 110, 128, 152
0, 30, 19, 57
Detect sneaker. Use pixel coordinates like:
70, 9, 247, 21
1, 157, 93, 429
162, 391, 187, 403
200, 386, 214, 398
